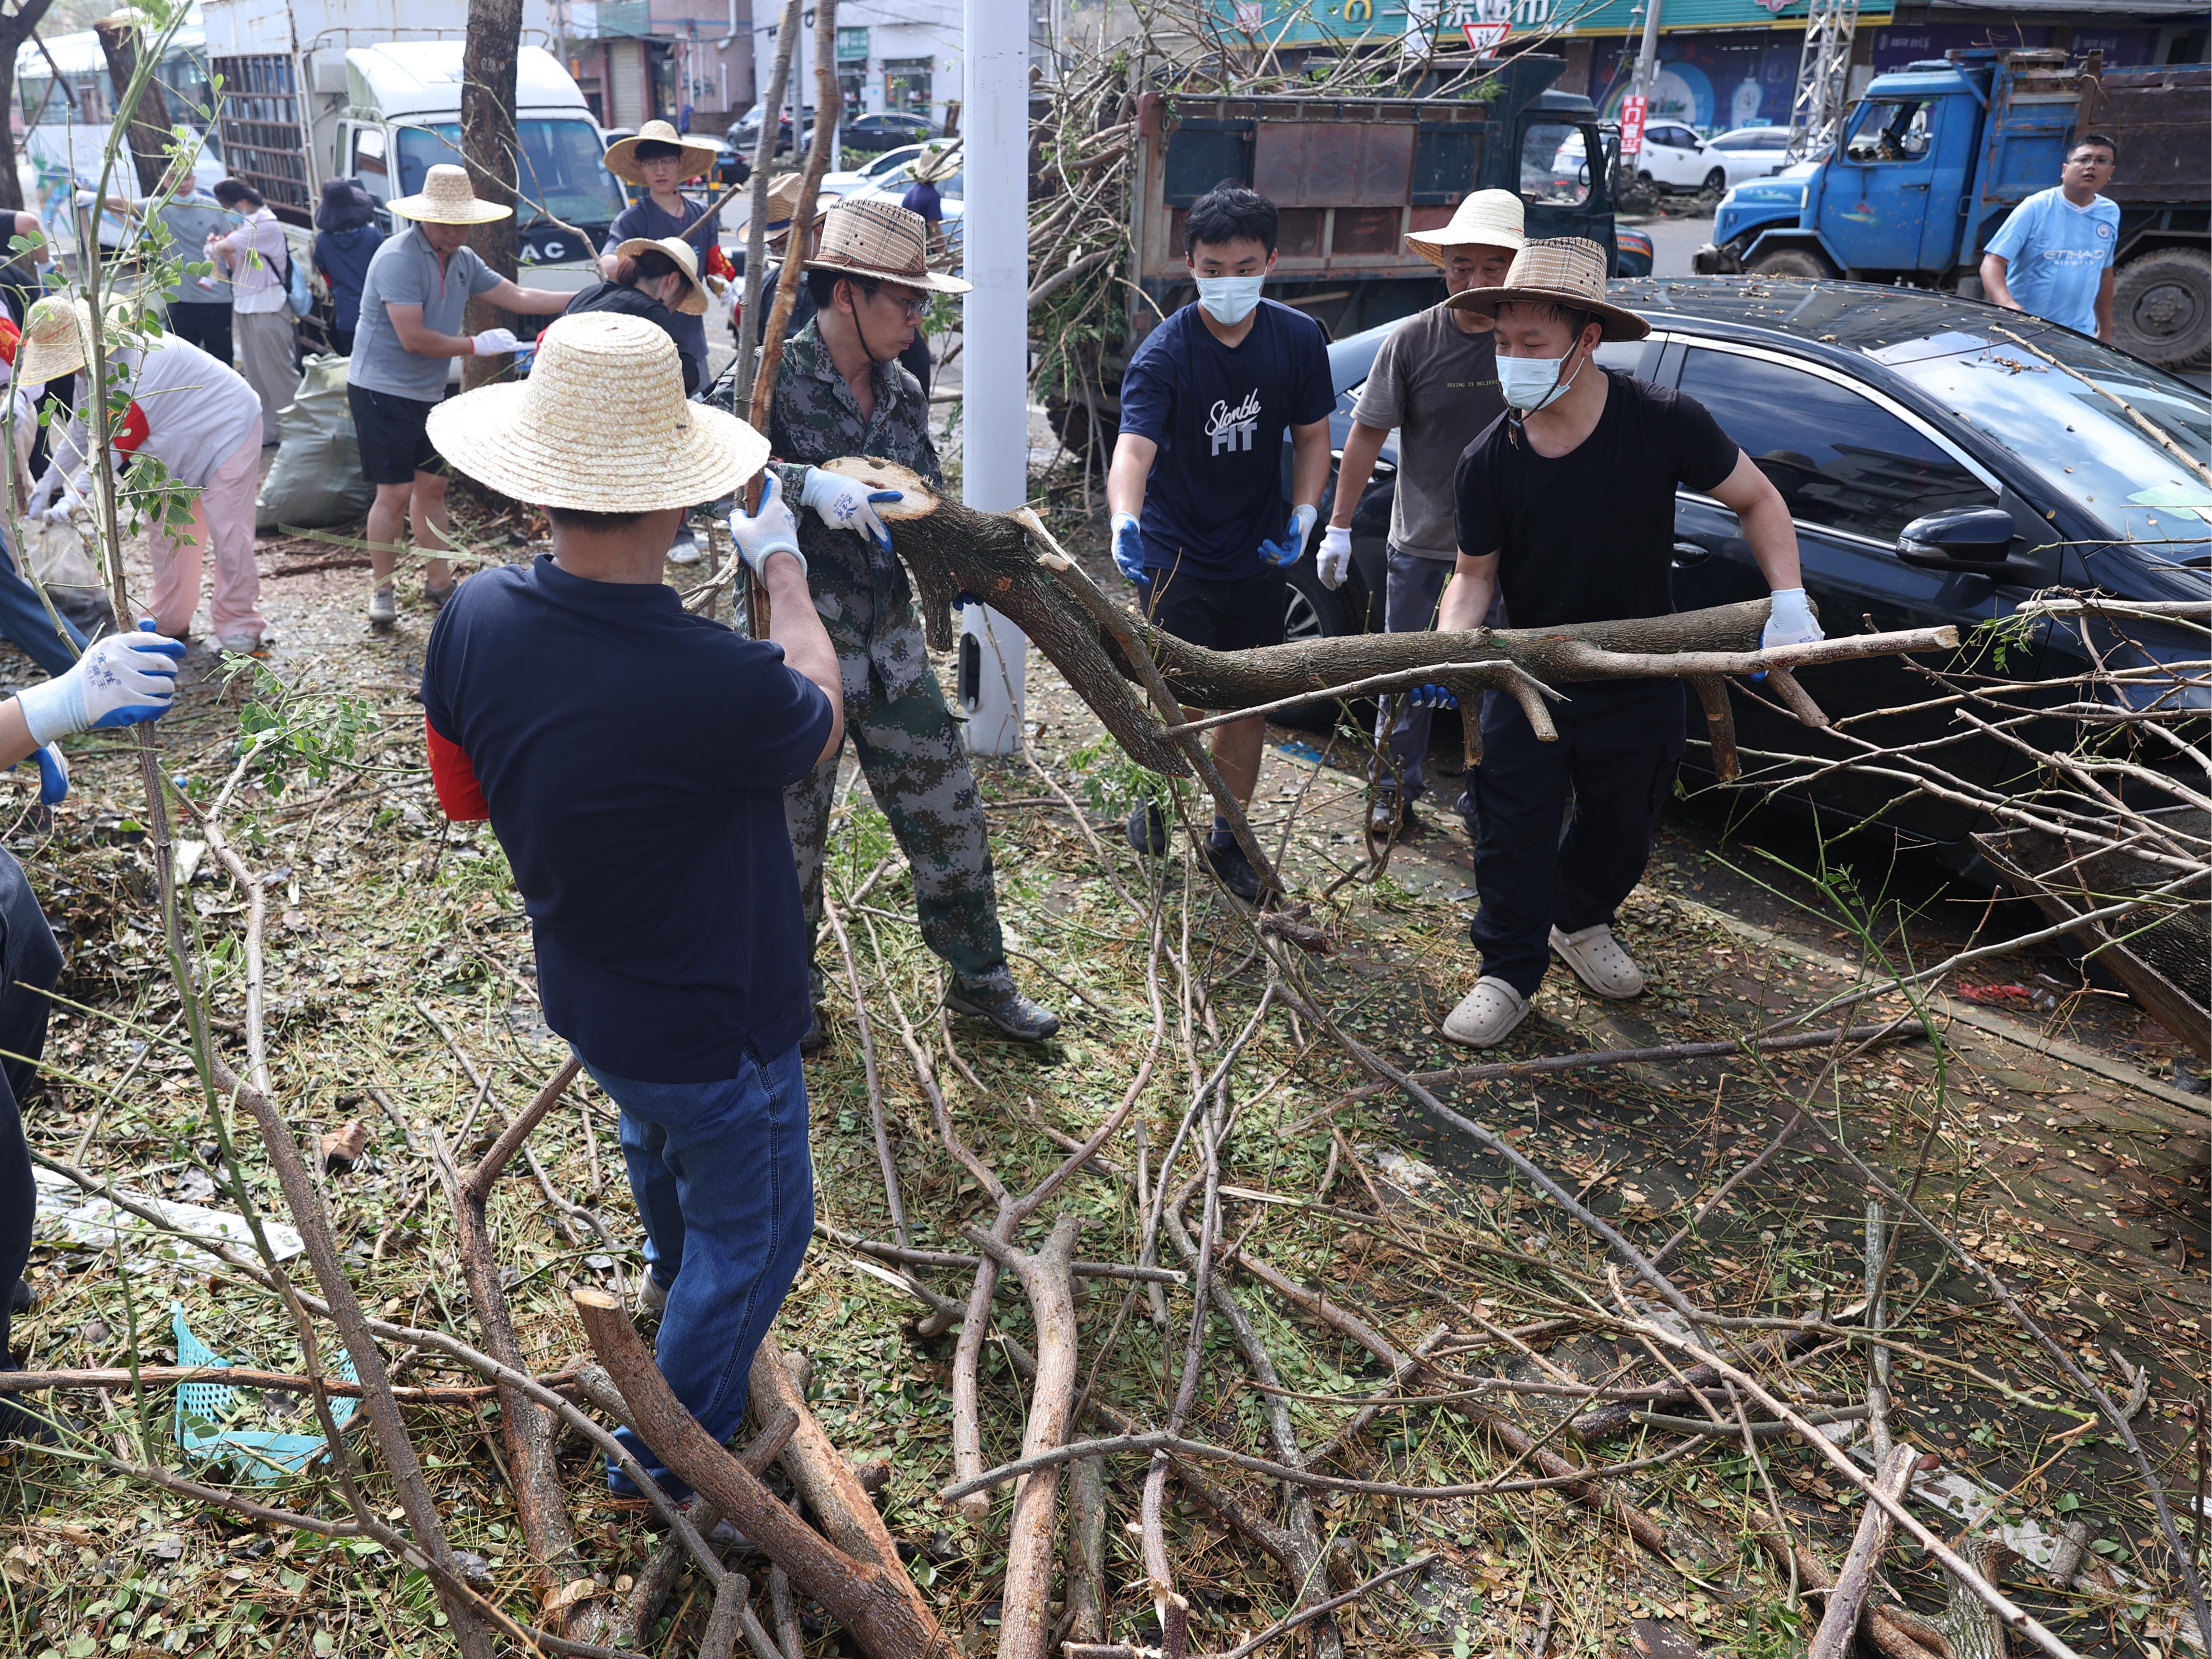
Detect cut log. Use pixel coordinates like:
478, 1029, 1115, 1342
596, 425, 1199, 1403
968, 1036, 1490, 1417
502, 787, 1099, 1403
823, 459, 1959, 778
572, 1289, 948, 1659
748, 1334, 910, 1580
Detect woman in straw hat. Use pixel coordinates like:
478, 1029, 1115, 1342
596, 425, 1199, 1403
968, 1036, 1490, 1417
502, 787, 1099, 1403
567, 233, 717, 562
602, 120, 737, 398
1319, 188, 1523, 843
768, 197, 1058, 1049
420, 312, 843, 1499
566, 235, 712, 394
24, 296, 272, 653
1432, 238, 1820, 1049
347, 163, 572, 628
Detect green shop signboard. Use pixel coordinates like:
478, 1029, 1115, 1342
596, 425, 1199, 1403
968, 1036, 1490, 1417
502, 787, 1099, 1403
1213, 0, 1888, 47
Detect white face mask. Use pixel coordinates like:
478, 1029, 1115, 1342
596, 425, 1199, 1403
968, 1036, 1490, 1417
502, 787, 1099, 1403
1194, 275, 1265, 326
1497, 344, 1585, 413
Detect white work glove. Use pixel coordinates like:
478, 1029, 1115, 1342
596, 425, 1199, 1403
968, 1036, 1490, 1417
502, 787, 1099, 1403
14, 621, 186, 746
1257, 503, 1318, 569
728, 472, 806, 580
470, 327, 521, 357
1110, 512, 1145, 582
799, 465, 900, 552
1316, 523, 1352, 590
1757, 587, 1822, 682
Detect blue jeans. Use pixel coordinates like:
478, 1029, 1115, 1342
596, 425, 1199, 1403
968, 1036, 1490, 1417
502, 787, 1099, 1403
0, 533, 84, 678
584, 1043, 815, 1500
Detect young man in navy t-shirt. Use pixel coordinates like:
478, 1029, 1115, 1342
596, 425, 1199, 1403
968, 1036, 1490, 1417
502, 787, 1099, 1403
1107, 186, 1333, 900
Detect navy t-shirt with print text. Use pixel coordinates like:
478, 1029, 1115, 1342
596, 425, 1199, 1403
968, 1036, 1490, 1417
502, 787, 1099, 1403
421, 556, 833, 1083
1116, 298, 1334, 580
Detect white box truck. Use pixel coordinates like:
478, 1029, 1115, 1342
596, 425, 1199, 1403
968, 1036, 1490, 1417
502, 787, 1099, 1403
198, 0, 621, 286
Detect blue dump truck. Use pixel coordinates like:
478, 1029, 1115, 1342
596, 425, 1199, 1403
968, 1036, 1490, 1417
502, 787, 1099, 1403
1694, 49, 2210, 368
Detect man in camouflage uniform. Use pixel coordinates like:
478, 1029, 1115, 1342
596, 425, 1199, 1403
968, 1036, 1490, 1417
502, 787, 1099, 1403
769, 198, 1059, 1048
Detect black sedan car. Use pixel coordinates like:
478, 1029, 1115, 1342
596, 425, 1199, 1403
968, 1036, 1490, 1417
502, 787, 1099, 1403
1286, 278, 2211, 859
844, 112, 937, 152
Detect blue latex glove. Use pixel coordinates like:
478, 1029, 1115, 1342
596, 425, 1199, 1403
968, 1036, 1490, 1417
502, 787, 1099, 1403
1110, 512, 1145, 582
1258, 503, 1318, 569
11, 744, 66, 805
14, 621, 185, 746
955, 591, 977, 610
1407, 683, 1458, 710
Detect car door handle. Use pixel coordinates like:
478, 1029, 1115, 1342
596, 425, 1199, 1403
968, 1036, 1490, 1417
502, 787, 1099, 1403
1900, 181, 1929, 189
1671, 540, 1714, 567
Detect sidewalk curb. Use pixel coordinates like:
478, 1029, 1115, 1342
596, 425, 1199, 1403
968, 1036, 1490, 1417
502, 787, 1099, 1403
1665, 895, 2212, 1128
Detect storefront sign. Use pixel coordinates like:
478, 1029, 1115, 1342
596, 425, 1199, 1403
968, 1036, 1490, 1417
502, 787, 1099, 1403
1214, 0, 1887, 47
1619, 91, 1646, 153
835, 26, 869, 60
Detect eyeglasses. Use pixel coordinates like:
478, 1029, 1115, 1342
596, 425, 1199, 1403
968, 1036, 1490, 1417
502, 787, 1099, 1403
875, 292, 930, 320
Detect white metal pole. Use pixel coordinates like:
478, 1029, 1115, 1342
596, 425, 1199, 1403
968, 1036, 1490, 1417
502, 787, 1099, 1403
957, 0, 1028, 755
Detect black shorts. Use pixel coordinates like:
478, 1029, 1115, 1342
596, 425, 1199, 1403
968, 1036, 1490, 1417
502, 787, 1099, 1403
347, 383, 445, 485
1135, 565, 1288, 654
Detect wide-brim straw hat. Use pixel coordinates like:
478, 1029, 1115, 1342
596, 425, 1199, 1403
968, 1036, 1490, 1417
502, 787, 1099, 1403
17, 295, 92, 383
805, 198, 970, 295
388, 163, 512, 225
1406, 189, 1526, 266
908, 143, 959, 184
1445, 237, 1650, 342
605, 120, 720, 187
427, 313, 768, 512
615, 235, 711, 315
758, 173, 829, 242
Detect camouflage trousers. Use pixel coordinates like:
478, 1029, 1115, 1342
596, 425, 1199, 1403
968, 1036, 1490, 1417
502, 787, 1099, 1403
783, 625, 1007, 983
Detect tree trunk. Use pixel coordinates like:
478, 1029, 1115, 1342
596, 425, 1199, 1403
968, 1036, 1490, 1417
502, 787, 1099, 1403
0, 2, 62, 212
94, 17, 173, 198
826, 460, 1960, 779
460, 0, 524, 389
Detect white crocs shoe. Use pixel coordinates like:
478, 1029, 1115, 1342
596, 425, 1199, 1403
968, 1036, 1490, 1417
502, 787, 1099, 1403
1442, 976, 1530, 1048
1549, 923, 1645, 999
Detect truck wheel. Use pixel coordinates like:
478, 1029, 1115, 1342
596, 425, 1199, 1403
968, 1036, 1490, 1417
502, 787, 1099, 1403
2111, 249, 2211, 369
1748, 248, 1833, 279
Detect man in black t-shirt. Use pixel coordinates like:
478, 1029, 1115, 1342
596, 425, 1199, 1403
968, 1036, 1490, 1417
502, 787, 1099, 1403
1107, 186, 1334, 901
1435, 240, 1824, 1048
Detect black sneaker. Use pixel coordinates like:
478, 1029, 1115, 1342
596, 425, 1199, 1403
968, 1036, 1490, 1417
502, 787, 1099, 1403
1205, 838, 1262, 903
9, 1278, 32, 1315
0, 1357, 53, 1444
945, 970, 1062, 1042
1367, 791, 1418, 839
1126, 801, 1167, 856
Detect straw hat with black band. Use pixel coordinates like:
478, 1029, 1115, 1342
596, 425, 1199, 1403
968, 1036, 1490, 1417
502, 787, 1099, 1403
605, 120, 720, 188
1405, 188, 1526, 266
757, 173, 829, 248
1444, 237, 1649, 342
17, 293, 152, 385
614, 235, 711, 316
908, 144, 959, 185
805, 198, 970, 295
428, 313, 768, 512
387, 163, 512, 226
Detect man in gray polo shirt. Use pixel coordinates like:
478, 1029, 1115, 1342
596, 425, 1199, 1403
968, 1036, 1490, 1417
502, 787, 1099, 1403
1318, 190, 1522, 841
348, 163, 568, 628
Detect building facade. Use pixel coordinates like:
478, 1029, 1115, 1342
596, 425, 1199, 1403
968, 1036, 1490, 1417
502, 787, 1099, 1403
752, 0, 963, 134
558, 0, 757, 136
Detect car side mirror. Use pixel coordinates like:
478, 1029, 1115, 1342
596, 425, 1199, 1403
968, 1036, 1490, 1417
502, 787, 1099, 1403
1896, 507, 2018, 569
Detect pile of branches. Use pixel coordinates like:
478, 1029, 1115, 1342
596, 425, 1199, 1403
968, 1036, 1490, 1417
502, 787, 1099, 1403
1724, 591, 2211, 1059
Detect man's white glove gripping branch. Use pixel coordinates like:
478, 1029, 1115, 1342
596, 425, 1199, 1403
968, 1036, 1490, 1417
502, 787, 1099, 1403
1760, 588, 1823, 651
728, 472, 807, 580
799, 465, 901, 552
1316, 524, 1352, 591
470, 327, 521, 357
15, 622, 185, 747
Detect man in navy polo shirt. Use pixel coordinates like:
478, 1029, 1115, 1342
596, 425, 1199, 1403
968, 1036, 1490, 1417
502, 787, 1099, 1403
420, 313, 842, 1500
1107, 185, 1333, 900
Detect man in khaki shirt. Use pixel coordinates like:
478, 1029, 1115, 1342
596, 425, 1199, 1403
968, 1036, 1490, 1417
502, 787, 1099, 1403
1317, 190, 1523, 839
